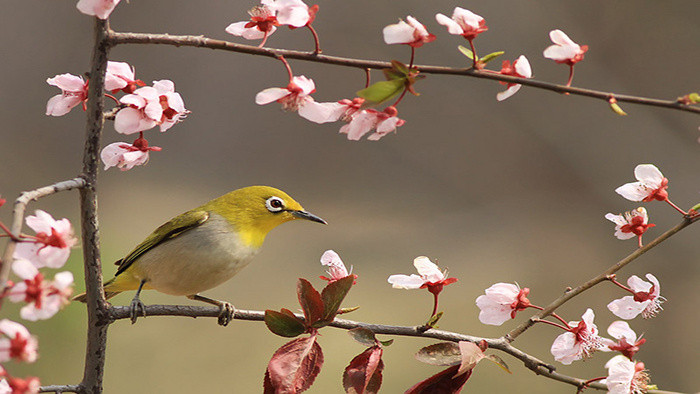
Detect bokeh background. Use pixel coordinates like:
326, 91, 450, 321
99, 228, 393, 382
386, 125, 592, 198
1, 0, 698, 392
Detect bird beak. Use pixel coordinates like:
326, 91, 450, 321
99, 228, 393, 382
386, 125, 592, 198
291, 210, 327, 224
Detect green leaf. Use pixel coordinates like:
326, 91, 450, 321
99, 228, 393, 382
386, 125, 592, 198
425, 311, 443, 328
485, 354, 512, 374
415, 342, 462, 366
480, 51, 505, 64
357, 79, 406, 104
264, 309, 307, 338
348, 327, 377, 347
391, 60, 410, 75
458, 45, 476, 60
337, 306, 360, 315
609, 101, 628, 116
379, 339, 394, 347
297, 278, 324, 325
688, 93, 700, 103
691, 202, 700, 212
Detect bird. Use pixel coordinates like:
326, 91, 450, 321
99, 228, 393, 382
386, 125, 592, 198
74, 185, 326, 326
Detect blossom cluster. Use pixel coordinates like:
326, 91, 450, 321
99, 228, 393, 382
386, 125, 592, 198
0, 208, 80, 392
45, 61, 188, 172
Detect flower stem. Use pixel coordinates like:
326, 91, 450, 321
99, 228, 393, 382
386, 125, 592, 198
664, 198, 688, 216
276, 55, 294, 83
259, 31, 270, 48
104, 93, 121, 105
576, 376, 606, 394
468, 39, 477, 69
566, 65, 575, 87
363, 68, 371, 88
391, 87, 409, 107
0, 222, 23, 242
533, 318, 570, 331
408, 46, 415, 70
529, 305, 571, 329
431, 292, 439, 317
607, 276, 636, 295
307, 24, 321, 54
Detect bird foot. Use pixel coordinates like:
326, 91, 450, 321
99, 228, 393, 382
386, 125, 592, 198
217, 302, 235, 326
130, 297, 147, 324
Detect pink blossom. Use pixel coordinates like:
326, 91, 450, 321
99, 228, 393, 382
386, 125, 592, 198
45, 74, 89, 117
604, 355, 649, 394
7, 260, 74, 321
105, 61, 144, 94
0, 379, 8, 394
387, 256, 457, 290
339, 106, 405, 141
101, 136, 162, 171
226, 5, 279, 41
319, 250, 356, 283
475, 283, 532, 326
496, 55, 532, 101
605, 207, 655, 246
435, 7, 487, 41
550, 308, 602, 365
76, 0, 121, 20
256, 75, 316, 111
608, 274, 663, 320
601, 321, 646, 360
5, 376, 40, 394
298, 97, 372, 125
13, 210, 77, 269
0, 320, 38, 363
383, 16, 436, 48
543, 29, 588, 65
263, 0, 315, 28
115, 80, 188, 134
615, 164, 669, 202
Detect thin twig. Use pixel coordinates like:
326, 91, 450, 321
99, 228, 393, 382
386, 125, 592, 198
107, 32, 700, 115
39, 384, 82, 393
106, 305, 677, 393
0, 178, 86, 296
506, 216, 699, 342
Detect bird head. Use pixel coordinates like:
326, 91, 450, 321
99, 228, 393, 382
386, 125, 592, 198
205, 186, 326, 246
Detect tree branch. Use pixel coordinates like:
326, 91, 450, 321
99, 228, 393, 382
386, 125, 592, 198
108, 31, 700, 115
78, 18, 112, 394
39, 385, 81, 393
106, 305, 677, 393
506, 215, 699, 342
0, 177, 86, 296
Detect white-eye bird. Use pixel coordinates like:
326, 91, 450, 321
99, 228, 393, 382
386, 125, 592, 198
74, 186, 326, 325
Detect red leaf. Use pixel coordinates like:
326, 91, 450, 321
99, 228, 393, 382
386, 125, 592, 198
405, 365, 472, 394
297, 278, 324, 325
264, 309, 307, 338
318, 275, 355, 326
265, 335, 324, 394
343, 346, 384, 394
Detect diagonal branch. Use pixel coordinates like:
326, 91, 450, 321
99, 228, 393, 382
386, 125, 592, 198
505, 215, 699, 342
105, 305, 677, 393
0, 177, 86, 296
108, 31, 700, 115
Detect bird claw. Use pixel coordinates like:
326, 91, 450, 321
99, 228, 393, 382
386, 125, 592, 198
217, 302, 235, 326
130, 298, 147, 324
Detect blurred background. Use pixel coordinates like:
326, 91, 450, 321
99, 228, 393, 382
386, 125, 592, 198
1, 0, 698, 392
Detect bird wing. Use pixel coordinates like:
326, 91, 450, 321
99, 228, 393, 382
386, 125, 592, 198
115, 209, 210, 276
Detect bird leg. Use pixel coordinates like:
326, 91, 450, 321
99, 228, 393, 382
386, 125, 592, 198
187, 294, 236, 326
130, 280, 147, 324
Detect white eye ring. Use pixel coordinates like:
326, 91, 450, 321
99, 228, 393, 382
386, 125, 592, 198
265, 196, 285, 212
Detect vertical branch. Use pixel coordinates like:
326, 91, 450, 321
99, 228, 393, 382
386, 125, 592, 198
79, 18, 112, 394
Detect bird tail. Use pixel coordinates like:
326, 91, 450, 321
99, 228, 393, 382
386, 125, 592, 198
72, 278, 123, 303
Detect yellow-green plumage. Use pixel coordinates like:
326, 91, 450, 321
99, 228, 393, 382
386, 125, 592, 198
74, 186, 325, 303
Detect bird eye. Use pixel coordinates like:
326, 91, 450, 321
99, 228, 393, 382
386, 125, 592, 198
265, 196, 285, 212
